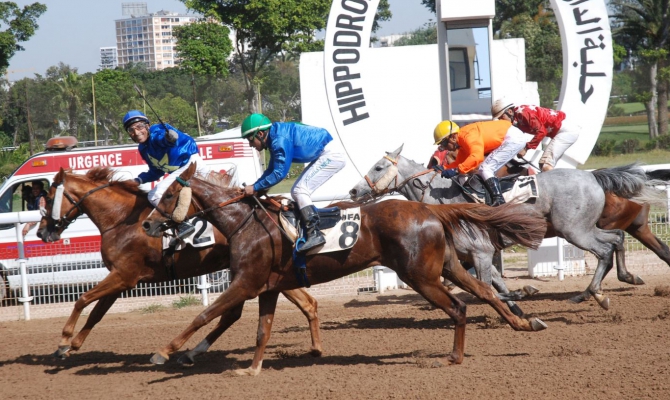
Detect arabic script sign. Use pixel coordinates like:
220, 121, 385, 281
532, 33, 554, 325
551, 0, 612, 165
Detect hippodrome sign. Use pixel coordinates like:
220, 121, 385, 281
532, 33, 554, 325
324, 0, 612, 168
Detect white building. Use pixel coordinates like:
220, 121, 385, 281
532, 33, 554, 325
99, 46, 118, 70
114, 9, 198, 71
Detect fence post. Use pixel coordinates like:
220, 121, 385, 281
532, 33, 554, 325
197, 274, 210, 306
374, 266, 385, 294
15, 223, 33, 320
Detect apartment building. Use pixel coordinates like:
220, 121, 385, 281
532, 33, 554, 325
115, 10, 198, 71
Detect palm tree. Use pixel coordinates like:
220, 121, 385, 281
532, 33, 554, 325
56, 71, 83, 137
612, 0, 670, 138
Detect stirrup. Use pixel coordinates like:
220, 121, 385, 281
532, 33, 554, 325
177, 222, 195, 238
298, 232, 325, 253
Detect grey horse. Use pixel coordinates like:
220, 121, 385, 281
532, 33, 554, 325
349, 145, 664, 310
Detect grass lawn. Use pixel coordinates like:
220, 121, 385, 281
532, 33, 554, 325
615, 102, 646, 115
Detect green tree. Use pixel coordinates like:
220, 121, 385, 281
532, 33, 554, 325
499, 10, 562, 107
393, 21, 437, 46
260, 59, 301, 122
173, 21, 233, 76
0, 1, 47, 74
182, 0, 392, 114
612, 0, 670, 138
87, 69, 136, 144
183, 0, 331, 113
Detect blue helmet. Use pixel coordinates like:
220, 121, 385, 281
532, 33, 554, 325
122, 110, 150, 131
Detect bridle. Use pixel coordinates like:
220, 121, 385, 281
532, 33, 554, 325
45, 181, 111, 229
153, 176, 253, 240
362, 155, 438, 201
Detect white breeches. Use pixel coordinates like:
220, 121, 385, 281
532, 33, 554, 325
148, 153, 210, 207
478, 126, 533, 180
291, 141, 347, 210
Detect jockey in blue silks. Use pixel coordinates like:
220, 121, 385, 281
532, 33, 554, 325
241, 113, 347, 253
122, 110, 210, 238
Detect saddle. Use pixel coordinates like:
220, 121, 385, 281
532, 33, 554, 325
280, 205, 343, 232
456, 174, 539, 206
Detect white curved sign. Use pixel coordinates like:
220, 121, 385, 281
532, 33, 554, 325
323, 0, 380, 172
550, 0, 613, 166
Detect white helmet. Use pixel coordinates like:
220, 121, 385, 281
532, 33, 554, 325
491, 98, 515, 119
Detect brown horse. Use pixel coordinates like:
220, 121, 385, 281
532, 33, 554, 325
141, 162, 548, 375
36, 167, 323, 362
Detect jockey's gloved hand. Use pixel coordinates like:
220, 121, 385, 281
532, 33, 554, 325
441, 168, 459, 179
133, 177, 142, 185
432, 165, 445, 173
166, 129, 179, 144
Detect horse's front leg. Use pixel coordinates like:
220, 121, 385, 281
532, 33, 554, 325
150, 282, 252, 364
55, 271, 131, 358
235, 291, 280, 376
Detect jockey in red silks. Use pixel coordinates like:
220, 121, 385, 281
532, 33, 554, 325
491, 98, 580, 172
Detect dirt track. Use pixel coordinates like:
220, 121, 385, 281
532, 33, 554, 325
1, 265, 670, 400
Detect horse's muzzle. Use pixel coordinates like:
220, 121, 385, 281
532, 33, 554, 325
142, 219, 170, 237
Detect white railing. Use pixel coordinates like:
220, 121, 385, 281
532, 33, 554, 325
0, 211, 378, 321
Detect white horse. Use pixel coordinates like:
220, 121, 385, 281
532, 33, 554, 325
350, 145, 664, 310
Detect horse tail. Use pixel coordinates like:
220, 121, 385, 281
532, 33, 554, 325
591, 163, 666, 205
425, 203, 545, 250
646, 168, 670, 182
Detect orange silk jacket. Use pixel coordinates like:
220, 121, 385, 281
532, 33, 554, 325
443, 120, 512, 174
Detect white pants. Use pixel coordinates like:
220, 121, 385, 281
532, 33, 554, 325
292, 141, 347, 210
479, 126, 533, 180
148, 153, 210, 207
539, 120, 580, 168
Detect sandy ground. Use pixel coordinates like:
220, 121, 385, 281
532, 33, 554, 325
1, 259, 670, 400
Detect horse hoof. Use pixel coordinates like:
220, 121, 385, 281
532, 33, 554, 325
593, 293, 610, 310
53, 346, 70, 359
177, 353, 195, 365
150, 352, 169, 365
234, 364, 262, 376
310, 348, 323, 357
530, 318, 548, 331
522, 285, 539, 296
633, 275, 645, 285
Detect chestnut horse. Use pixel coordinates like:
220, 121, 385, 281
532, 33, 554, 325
36, 167, 323, 362
141, 162, 548, 375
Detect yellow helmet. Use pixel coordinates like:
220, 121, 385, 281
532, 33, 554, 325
433, 120, 460, 145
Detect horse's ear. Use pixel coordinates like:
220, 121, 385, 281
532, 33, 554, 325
182, 162, 197, 179
389, 144, 404, 159
54, 167, 66, 185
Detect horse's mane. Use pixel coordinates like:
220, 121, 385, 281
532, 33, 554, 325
195, 170, 235, 188
84, 167, 144, 195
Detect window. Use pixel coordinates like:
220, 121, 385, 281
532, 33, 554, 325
0, 180, 49, 230
449, 48, 470, 91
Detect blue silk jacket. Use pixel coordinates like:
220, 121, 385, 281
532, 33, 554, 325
252, 122, 333, 192
137, 123, 199, 183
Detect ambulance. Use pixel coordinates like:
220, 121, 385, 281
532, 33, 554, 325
0, 128, 263, 300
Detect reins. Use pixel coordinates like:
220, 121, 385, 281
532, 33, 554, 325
47, 182, 111, 229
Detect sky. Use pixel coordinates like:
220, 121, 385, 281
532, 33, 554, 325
7, 0, 436, 81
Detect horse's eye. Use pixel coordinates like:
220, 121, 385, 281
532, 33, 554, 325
164, 192, 174, 200
375, 166, 382, 171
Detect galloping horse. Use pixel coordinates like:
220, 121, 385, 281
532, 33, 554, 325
349, 146, 665, 309
141, 162, 548, 375
36, 167, 323, 362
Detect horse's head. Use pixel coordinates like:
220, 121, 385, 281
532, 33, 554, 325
37, 168, 79, 242
142, 162, 197, 237
349, 144, 404, 201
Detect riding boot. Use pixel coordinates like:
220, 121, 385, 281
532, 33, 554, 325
176, 221, 195, 238
298, 205, 326, 252
484, 177, 506, 207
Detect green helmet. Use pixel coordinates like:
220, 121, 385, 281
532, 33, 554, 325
241, 113, 272, 139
